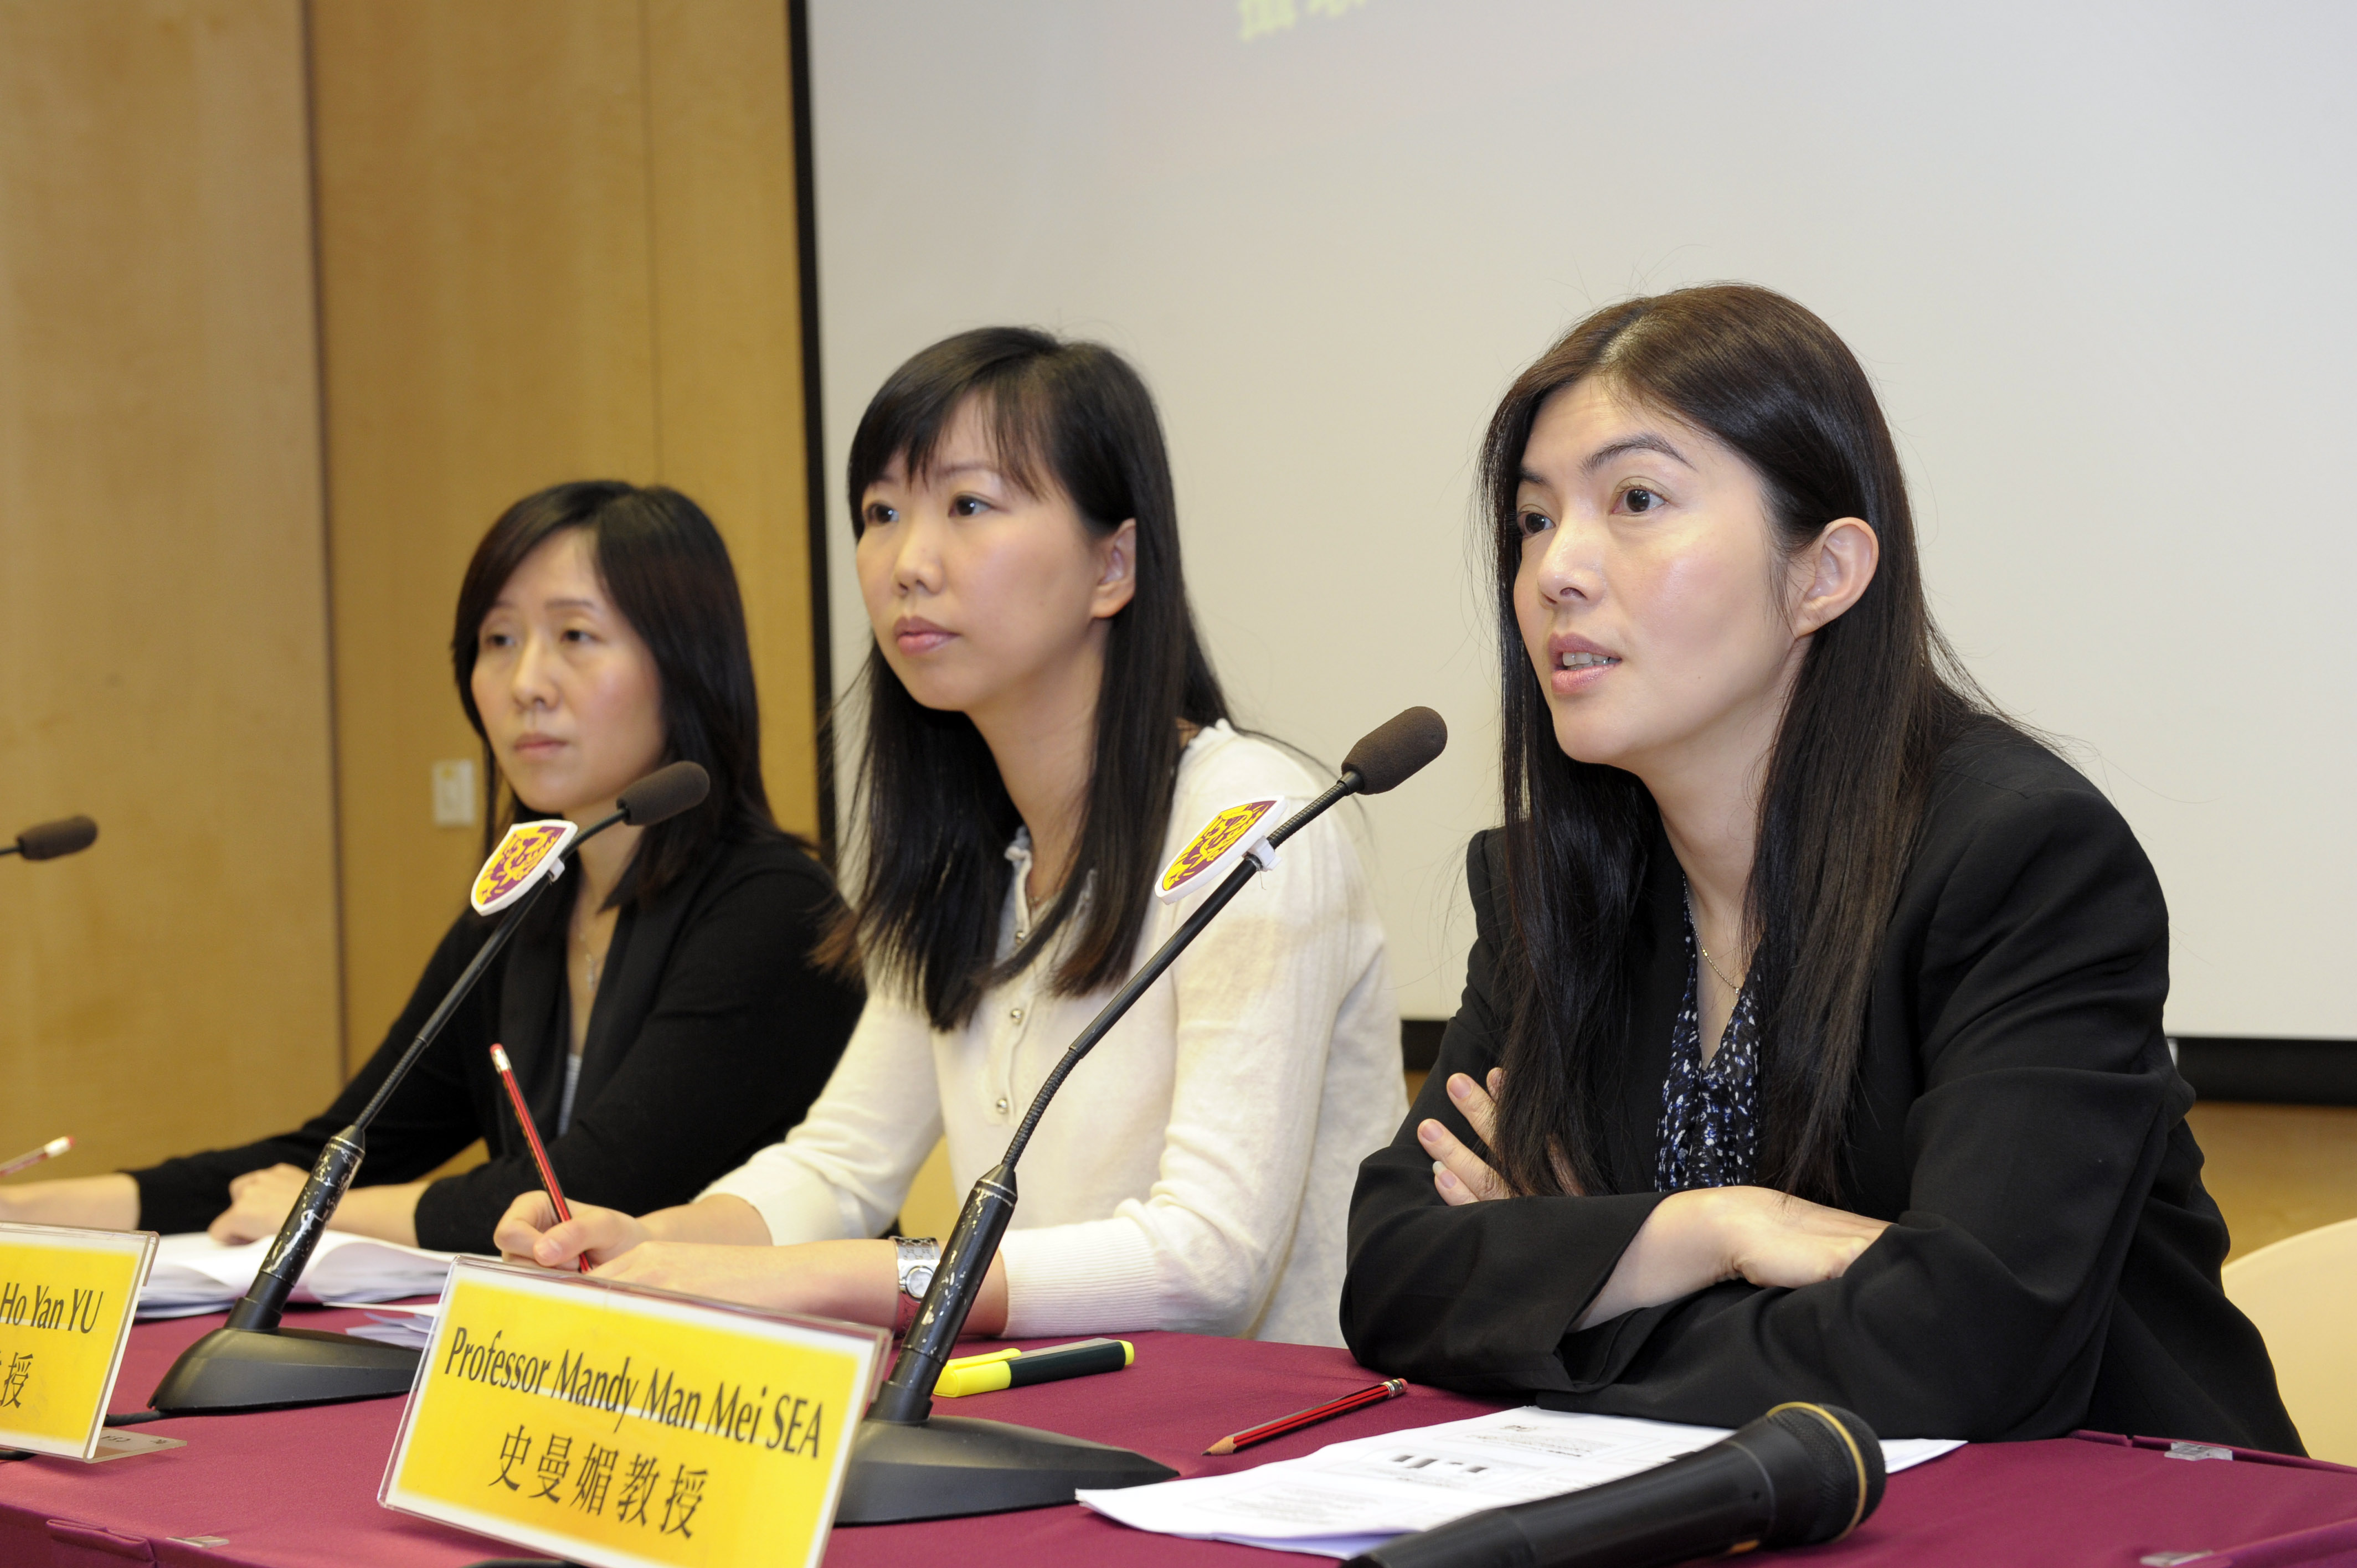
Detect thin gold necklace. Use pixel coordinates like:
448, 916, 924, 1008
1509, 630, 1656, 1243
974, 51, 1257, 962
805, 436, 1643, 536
1697, 938, 1742, 992
1685, 889, 1746, 991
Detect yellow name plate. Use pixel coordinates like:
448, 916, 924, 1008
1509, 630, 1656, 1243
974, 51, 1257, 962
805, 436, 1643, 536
381, 1258, 886, 1568
0, 1222, 157, 1458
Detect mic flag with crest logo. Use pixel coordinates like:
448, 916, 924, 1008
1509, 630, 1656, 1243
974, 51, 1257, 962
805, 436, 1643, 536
470, 821, 579, 915
1156, 798, 1290, 905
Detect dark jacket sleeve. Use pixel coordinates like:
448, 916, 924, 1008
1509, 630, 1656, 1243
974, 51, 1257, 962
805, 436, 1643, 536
128, 914, 491, 1235
408, 850, 863, 1251
1538, 782, 2178, 1440
1341, 833, 1667, 1393
1346, 778, 2199, 1442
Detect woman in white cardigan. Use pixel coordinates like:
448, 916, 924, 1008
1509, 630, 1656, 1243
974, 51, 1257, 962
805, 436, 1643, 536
496, 328, 1402, 1346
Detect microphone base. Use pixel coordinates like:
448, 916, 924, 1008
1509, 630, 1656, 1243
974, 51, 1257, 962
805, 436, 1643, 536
148, 1325, 421, 1414
833, 1413, 1177, 1523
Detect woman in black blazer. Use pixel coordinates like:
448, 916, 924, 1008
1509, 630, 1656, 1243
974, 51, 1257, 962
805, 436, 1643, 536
2, 482, 862, 1254
1341, 286, 2297, 1452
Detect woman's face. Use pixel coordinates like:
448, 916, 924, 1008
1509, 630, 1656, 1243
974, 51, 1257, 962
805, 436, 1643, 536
469, 528, 668, 819
855, 398, 1135, 726
1511, 378, 1857, 782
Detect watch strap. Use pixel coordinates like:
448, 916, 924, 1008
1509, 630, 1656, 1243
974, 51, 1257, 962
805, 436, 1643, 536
892, 1236, 940, 1337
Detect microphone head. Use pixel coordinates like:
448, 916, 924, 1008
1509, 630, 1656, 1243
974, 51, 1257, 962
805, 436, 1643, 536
1341, 708, 1447, 795
616, 761, 709, 827
1737, 1401, 1886, 1548
16, 815, 98, 861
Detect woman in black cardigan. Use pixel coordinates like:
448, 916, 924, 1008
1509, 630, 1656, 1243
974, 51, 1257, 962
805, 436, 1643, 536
1, 482, 862, 1253
1341, 286, 2297, 1452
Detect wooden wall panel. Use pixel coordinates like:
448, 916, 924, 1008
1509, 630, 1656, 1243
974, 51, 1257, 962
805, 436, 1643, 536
310, 0, 819, 1072
645, 0, 822, 840
2187, 1102, 2357, 1261
0, 0, 343, 1174
308, 0, 660, 1068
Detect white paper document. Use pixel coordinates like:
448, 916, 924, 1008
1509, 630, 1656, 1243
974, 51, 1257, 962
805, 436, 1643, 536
1078, 1405, 1963, 1559
135, 1232, 459, 1319
337, 1301, 439, 1349
80, 1431, 188, 1464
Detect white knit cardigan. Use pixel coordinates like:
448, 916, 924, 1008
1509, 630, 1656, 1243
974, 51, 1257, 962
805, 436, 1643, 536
701, 722, 1404, 1345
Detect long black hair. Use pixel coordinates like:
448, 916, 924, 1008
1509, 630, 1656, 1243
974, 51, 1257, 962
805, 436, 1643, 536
1483, 285, 1994, 1204
825, 327, 1229, 1030
451, 480, 783, 907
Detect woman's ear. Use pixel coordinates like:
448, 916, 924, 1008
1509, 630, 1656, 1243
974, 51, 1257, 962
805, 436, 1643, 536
1792, 517, 1879, 635
1091, 519, 1140, 620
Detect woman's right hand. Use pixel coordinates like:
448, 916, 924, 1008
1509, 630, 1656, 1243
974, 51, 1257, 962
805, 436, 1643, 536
1418, 1069, 1515, 1204
0, 1173, 139, 1231
494, 1192, 651, 1271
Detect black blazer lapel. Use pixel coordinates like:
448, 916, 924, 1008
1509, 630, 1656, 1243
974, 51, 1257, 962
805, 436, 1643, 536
1605, 828, 1686, 1193
569, 858, 705, 1115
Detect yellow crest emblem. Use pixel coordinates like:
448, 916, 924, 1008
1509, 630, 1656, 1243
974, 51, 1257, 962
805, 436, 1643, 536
470, 820, 579, 915
1157, 798, 1284, 903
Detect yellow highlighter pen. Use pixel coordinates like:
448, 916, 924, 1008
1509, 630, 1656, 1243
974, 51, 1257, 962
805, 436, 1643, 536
935, 1338, 1134, 1397
944, 1346, 1023, 1370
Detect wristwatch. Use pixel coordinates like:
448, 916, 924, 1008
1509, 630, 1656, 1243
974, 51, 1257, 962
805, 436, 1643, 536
892, 1236, 941, 1337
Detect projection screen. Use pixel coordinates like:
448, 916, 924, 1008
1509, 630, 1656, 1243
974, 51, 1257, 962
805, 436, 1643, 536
808, 1, 2356, 1038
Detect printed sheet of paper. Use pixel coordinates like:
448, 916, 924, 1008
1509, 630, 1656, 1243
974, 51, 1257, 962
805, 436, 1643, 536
137, 1232, 455, 1319
79, 1430, 187, 1464
1079, 1405, 1962, 1559
338, 1302, 438, 1350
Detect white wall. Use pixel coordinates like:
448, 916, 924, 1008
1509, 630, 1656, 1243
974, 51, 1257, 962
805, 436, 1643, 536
810, 1, 2357, 1038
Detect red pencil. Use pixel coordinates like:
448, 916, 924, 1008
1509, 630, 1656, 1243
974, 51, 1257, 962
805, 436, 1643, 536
490, 1044, 588, 1274
1205, 1378, 1408, 1454
0, 1136, 72, 1179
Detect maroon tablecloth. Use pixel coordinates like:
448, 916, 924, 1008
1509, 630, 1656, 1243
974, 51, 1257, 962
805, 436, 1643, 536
2, 1306, 2353, 1566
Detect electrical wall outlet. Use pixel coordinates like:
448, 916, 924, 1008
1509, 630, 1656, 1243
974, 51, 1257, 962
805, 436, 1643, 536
430, 759, 478, 828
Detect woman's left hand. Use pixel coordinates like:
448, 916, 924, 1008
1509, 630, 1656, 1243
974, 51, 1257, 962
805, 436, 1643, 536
209, 1165, 427, 1247
208, 1164, 308, 1244
1419, 1070, 1514, 1205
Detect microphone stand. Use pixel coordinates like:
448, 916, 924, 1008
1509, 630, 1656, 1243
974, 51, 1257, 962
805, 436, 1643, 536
148, 809, 630, 1415
835, 771, 1364, 1523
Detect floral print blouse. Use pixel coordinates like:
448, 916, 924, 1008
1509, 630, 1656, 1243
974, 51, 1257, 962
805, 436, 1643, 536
1654, 898, 1761, 1192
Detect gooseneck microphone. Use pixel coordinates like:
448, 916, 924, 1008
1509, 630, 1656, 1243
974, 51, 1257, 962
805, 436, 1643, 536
1338, 705, 1449, 795
838, 707, 1448, 1525
150, 761, 710, 1415
608, 757, 712, 827
1346, 1402, 1887, 1568
4, 815, 97, 861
